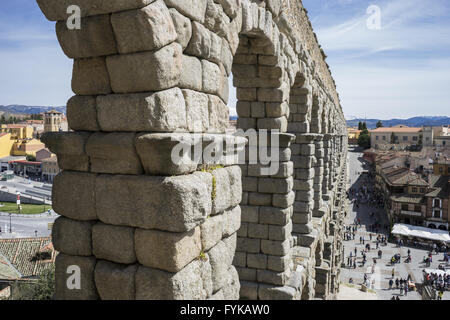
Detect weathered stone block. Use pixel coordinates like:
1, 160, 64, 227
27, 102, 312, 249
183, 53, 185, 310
52, 217, 94, 256
272, 191, 295, 208
248, 192, 271, 206
258, 284, 298, 300
212, 166, 241, 214
95, 261, 137, 300
106, 42, 182, 93
236, 267, 257, 281
37, 0, 155, 21
268, 221, 292, 241
53, 171, 97, 220
257, 269, 290, 286
185, 22, 221, 63
111, 0, 177, 54
259, 206, 291, 226
56, 14, 117, 59
258, 177, 293, 194
202, 60, 221, 95
240, 281, 259, 300
261, 239, 290, 256
208, 240, 234, 292
179, 55, 203, 91
208, 94, 229, 133
97, 88, 187, 132
240, 205, 259, 223
247, 253, 268, 269
96, 173, 211, 232
86, 133, 143, 175
183, 89, 209, 133
237, 237, 260, 253
66, 95, 99, 131
135, 258, 212, 299
72, 57, 111, 95
92, 222, 136, 264
222, 206, 241, 238
135, 133, 199, 175
169, 8, 192, 49
267, 254, 291, 272
201, 214, 223, 251
55, 254, 98, 300
248, 223, 269, 239
135, 227, 201, 273
165, 0, 208, 23
222, 265, 240, 300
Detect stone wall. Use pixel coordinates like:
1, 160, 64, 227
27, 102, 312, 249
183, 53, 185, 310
36, 0, 349, 300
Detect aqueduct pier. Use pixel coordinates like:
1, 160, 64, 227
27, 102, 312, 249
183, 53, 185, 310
37, 0, 349, 299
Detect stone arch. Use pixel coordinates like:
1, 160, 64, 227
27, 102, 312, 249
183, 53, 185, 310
36, 0, 349, 301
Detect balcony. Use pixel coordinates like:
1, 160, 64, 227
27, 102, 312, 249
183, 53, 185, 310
400, 210, 422, 217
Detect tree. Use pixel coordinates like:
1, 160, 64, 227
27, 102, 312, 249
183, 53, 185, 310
358, 122, 363, 130
376, 121, 383, 128
10, 267, 55, 300
390, 132, 396, 144
358, 128, 371, 149
362, 122, 367, 130
418, 134, 423, 146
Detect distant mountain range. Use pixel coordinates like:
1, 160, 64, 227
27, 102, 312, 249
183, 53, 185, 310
0, 105, 66, 117
346, 116, 450, 129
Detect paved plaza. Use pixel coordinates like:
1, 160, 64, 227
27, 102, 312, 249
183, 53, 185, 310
0, 210, 58, 238
339, 146, 450, 300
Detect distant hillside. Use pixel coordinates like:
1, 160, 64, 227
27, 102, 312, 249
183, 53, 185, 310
346, 116, 450, 129
0, 105, 66, 116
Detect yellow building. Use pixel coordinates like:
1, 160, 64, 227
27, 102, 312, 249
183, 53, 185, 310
0, 124, 33, 139
0, 133, 15, 158
347, 127, 361, 144
0, 124, 45, 157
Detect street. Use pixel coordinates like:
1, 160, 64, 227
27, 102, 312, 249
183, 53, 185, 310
0, 211, 58, 238
339, 145, 449, 300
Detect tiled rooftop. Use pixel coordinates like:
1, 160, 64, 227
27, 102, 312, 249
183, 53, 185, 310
0, 237, 55, 279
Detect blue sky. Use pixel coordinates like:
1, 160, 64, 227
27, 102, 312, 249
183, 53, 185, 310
1, 0, 449, 120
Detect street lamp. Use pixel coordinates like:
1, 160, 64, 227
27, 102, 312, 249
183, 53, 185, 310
9, 213, 12, 233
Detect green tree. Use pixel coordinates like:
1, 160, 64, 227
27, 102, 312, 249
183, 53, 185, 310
358, 121, 363, 130
358, 128, 370, 149
390, 132, 396, 144
376, 121, 383, 128
362, 122, 367, 130
10, 267, 55, 300
418, 134, 423, 146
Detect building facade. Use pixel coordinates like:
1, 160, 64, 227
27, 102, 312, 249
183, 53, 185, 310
370, 125, 422, 149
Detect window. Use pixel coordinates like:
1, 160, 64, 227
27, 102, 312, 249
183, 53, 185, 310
412, 136, 418, 141
420, 188, 425, 193
414, 205, 421, 212
412, 187, 417, 193
403, 136, 408, 141
426, 137, 430, 141
433, 210, 442, 218
382, 136, 386, 141
401, 204, 408, 211
439, 167, 443, 173
433, 198, 442, 208
376, 136, 379, 141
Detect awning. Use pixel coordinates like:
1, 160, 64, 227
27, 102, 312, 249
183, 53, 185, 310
423, 269, 450, 277
392, 223, 450, 243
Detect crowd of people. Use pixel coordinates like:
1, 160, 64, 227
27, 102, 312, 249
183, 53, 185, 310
423, 270, 450, 293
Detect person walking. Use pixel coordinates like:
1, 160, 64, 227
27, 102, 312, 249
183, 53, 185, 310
392, 268, 395, 279
389, 279, 393, 289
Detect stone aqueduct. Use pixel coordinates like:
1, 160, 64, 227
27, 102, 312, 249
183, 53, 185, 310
37, 0, 349, 299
